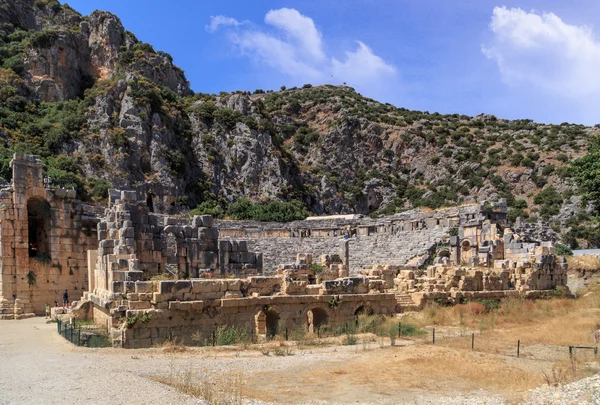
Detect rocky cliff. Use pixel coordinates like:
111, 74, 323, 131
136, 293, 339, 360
0, 0, 597, 247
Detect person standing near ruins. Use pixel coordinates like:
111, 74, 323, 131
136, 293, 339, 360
62, 290, 69, 308
45, 304, 50, 319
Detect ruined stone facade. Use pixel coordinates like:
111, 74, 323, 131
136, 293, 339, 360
82, 191, 395, 348
0, 154, 98, 318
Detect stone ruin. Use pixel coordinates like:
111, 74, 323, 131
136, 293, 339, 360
0, 154, 97, 319
374, 222, 568, 308
79, 192, 395, 348
0, 154, 570, 350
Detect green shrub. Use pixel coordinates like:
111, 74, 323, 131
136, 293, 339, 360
226, 198, 309, 222
215, 325, 250, 346
28, 30, 58, 48
554, 243, 573, 256
87, 178, 111, 200
213, 108, 243, 130
190, 200, 224, 218
533, 186, 563, 219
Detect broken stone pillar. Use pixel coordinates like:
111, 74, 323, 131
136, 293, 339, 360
340, 240, 350, 273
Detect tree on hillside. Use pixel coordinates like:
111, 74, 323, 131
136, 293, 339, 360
572, 135, 600, 213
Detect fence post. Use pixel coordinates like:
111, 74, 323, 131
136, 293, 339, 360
471, 333, 474, 350
317, 327, 321, 339
517, 340, 520, 358
398, 322, 401, 337
285, 328, 288, 341
78, 328, 81, 346
212, 330, 216, 346
432, 328, 435, 344
70, 325, 73, 343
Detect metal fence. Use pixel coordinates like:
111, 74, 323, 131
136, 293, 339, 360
56, 318, 111, 348
57, 318, 82, 346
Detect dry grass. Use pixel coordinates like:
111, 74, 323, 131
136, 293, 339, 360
151, 368, 244, 405
154, 287, 600, 404
244, 344, 547, 404
567, 255, 600, 271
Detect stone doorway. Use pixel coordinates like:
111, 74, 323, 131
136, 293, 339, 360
307, 307, 328, 333
255, 307, 281, 338
27, 198, 51, 258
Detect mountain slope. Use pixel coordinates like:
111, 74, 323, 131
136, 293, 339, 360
0, 0, 598, 246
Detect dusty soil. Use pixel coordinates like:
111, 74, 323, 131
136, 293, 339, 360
0, 317, 598, 405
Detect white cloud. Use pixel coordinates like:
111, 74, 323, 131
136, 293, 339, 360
206, 15, 244, 33
264, 8, 325, 62
230, 31, 322, 80
332, 41, 396, 85
208, 8, 398, 100
483, 6, 600, 98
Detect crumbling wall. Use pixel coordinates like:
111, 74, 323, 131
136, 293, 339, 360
91, 190, 263, 298
0, 154, 98, 318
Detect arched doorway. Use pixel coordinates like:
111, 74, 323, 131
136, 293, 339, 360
27, 198, 51, 258
255, 306, 281, 339
265, 310, 280, 338
307, 307, 328, 334
354, 305, 374, 316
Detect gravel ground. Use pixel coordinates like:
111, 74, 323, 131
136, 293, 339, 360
522, 373, 600, 405
1, 317, 599, 405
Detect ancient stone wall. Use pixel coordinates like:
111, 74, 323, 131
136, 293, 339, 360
0, 154, 98, 318
83, 277, 396, 348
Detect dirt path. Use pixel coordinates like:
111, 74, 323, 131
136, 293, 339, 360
0, 317, 597, 405
0, 318, 196, 405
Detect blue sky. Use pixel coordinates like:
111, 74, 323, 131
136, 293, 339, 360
66, 1, 600, 125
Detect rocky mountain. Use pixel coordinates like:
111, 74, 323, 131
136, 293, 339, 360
0, 0, 598, 247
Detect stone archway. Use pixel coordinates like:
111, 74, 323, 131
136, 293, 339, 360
354, 305, 374, 316
305, 306, 329, 334
254, 306, 282, 338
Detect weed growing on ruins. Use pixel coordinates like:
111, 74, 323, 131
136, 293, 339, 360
33, 253, 51, 265
328, 297, 340, 309
310, 264, 326, 274
26, 271, 36, 286
124, 313, 153, 328
215, 325, 251, 346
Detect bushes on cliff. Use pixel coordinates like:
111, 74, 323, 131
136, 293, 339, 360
227, 198, 309, 222
572, 135, 600, 214
533, 186, 563, 220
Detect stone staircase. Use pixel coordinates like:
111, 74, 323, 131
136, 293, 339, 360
246, 227, 449, 274
395, 292, 419, 312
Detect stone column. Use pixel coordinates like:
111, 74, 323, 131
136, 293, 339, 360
340, 240, 350, 275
